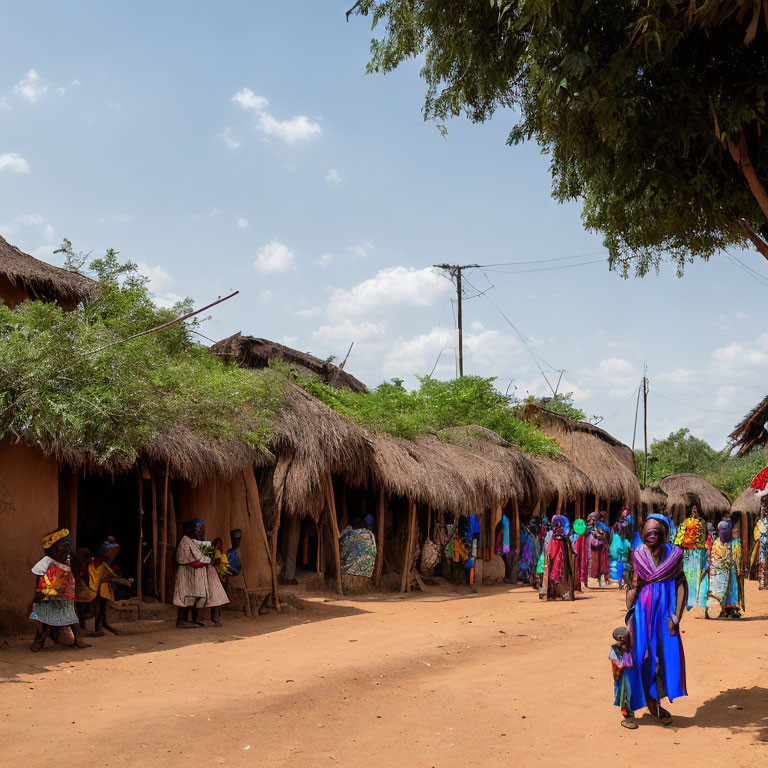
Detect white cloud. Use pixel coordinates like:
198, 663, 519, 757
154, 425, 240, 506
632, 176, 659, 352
595, 358, 634, 375
283, 335, 299, 346
136, 261, 173, 294
13, 69, 48, 103
0, 153, 30, 174
257, 112, 321, 143
382, 327, 455, 378
313, 320, 387, 346
232, 88, 269, 112
326, 169, 341, 185
218, 126, 240, 150
236, 217, 248, 229
734, 311, 748, 321
56, 79, 80, 96
327, 266, 449, 318
470, 321, 484, 332
258, 290, 273, 303
231, 87, 321, 144
296, 307, 321, 317
254, 239, 295, 274
656, 368, 697, 386
0, 213, 53, 241
315, 252, 334, 267
347, 241, 373, 259
106, 101, 123, 111
710, 334, 768, 369
154, 292, 184, 310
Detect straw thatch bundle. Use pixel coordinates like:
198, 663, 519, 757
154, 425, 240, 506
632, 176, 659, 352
0, 236, 97, 305
729, 394, 768, 456
524, 405, 641, 505
730, 486, 761, 518
371, 425, 541, 515
649, 473, 730, 523
269, 383, 375, 521
640, 484, 668, 515
211, 332, 368, 392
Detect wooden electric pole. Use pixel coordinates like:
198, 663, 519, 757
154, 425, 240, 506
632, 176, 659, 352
642, 364, 649, 486
433, 263, 479, 377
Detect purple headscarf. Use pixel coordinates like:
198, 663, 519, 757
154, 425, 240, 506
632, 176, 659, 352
633, 543, 683, 583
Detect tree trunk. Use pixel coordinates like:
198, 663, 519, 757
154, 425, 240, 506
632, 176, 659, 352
270, 516, 282, 612
400, 501, 417, 593
373, 490, 385, 589
325, 472, 343, 596
727, 132, 768, 226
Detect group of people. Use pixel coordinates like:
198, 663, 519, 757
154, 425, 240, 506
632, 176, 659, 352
28, 517, 245, 651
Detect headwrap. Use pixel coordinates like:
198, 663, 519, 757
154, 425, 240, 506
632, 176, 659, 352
364, 514, 375, 529
751, 466, 768, 497
98, 540, 118, 555
552, 515, 570, 535
645, 513, 672, 537
632, 543, 683, 583
191, 518, 204, 525
42, 528, 69, 549
573, 519, 586, 536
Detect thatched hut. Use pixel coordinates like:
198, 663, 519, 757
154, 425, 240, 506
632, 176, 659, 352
0, 235, 97, 309
523, 404, 641, 521
729, 394, 768, 456
211, 332, 368, 392
648, 474, 730, 525
640, 484, 668, 519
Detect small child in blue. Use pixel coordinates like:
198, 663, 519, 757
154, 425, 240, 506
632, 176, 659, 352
610, 626, 636, 729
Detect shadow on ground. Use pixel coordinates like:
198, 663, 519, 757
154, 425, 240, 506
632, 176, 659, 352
0, 596, 368, 681
671, 687, 768, 741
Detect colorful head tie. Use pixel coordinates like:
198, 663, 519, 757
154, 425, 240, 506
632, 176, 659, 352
552, 515, 569, 534
751, 466, 768, 497
645, 513, 671, 536
42, 528, 69, 549
573, 519, 586, 535
191, 518, 204, 525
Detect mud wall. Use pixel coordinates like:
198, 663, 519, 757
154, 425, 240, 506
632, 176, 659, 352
0, 443, 59, 630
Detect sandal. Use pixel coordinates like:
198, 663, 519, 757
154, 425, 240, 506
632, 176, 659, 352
620, 717, 638, 730
658, 707, 672, 726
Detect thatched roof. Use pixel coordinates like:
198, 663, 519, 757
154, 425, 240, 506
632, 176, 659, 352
649, 473, 731, 522
269, 383, 375, 520
524, 405, 641, 505
729, 394, 768, 456
640, 484, 668, 513
731, 486, 761, 518
371, 425, 541, 516
0, 236, 97, 305
211, 333, 368, 392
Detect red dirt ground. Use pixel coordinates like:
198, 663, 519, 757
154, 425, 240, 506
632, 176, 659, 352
1, 581, 767, 767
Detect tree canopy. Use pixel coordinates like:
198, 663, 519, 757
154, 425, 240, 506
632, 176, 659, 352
351, 1, 768, 273
635, 427, 766, 498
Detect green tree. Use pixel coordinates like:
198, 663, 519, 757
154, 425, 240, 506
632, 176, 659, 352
350, 1, 768, 273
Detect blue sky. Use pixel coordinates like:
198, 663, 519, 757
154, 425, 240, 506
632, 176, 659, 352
1, 1, 766, 449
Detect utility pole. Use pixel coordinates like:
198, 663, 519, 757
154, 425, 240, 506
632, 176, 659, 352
642, 364, 649, 486
631, 381, 641, 453
433, 263, 479, 377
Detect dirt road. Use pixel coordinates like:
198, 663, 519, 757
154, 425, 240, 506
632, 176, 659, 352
1, 582, 766, 767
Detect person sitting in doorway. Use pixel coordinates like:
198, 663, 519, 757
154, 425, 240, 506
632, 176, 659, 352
339, 517, 377, 578
211, 528, 243, 624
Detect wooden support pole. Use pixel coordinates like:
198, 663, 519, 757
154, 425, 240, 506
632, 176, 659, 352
426, 505, 432, 541
150, 469, 158, 600
270, 516, 282, 612
136, 468, 143, 618
374, 490, 385, 589
316, 520, 323, 574
512, 497, 520, 553
70, 472, 78, 551
400, 501, 417, 593
325, 472, 343, 596
741, 510, 749, 572
339, 482, 348, 529
160, 464, 169, 604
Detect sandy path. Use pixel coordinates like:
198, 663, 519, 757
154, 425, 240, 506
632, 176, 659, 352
1, 582, 767, 767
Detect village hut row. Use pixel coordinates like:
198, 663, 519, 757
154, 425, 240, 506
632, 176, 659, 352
0, 240, 647, 631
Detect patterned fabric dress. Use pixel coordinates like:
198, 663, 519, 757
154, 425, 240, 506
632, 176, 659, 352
29, 557, 78, 627
755, 517, 768, 590
703, 538, 743, 612
625, 544, 687, 713
339, 528, 377, 577
174, 536, 229, 608
674, 518, 708, 609
609, 644, 634, 717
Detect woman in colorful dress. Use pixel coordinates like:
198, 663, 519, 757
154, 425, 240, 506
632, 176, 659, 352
622, 514, 687, 728
30, 528, 90, 652
673, 501, 708, 610
340, 518, 377, 578
755, 500, 768, 590
701, 521, 744, 619
539, 515, 576, 600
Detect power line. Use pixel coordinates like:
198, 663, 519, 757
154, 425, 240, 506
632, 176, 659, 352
483, 259, 605, 275
649, 390, 736, 416
479, 251, 608, 267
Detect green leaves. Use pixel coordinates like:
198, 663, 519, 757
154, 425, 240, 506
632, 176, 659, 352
299, 372, 560, 455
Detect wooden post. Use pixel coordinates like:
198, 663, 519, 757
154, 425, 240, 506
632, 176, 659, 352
426, 504, 432, 541
374, 490, 385, 589
400, 500, 417, 593
316, 520, 323, 574
270, 517, 282, 612
512, 497, 521, 553
325, 472, 343, 596
594, 494, 600, 515
741, 510, 749, 572
159, 464, 169, 604
70, 472, 78, 551
339, 482, 348, 529
136, 468, 143, 618
150, 469, 159, 600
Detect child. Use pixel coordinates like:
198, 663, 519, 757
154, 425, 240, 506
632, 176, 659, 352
610, 626, 636, 729
87, 540, 133, 635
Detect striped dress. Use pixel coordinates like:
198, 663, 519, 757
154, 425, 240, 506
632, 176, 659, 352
174, 536, 229, 608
